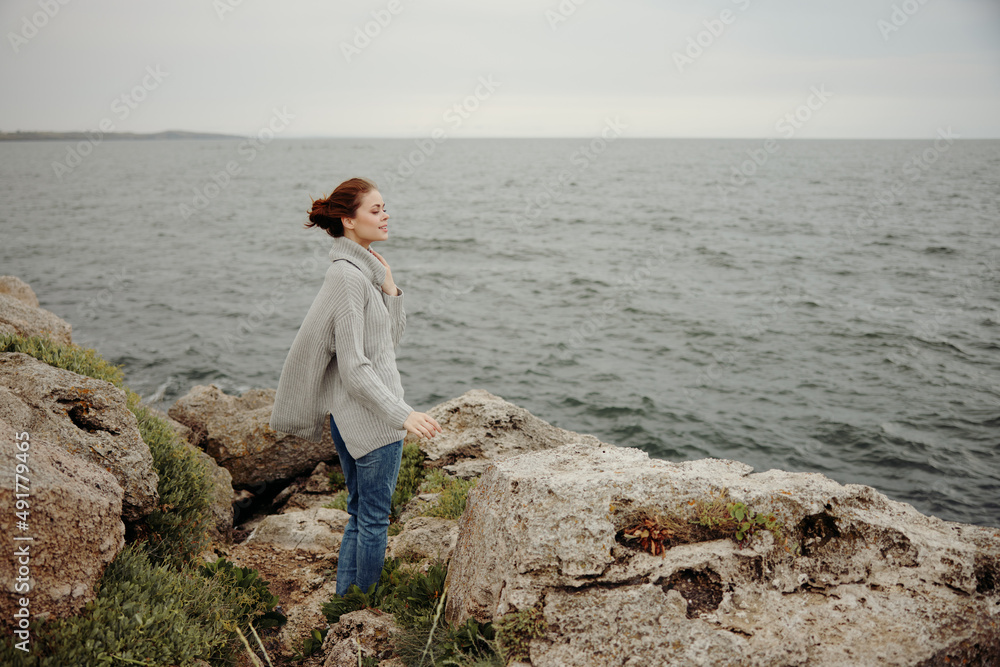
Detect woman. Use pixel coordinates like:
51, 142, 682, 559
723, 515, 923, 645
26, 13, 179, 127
269, 177, 442, 595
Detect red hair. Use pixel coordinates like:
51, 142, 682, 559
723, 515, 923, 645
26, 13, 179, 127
305, 177, 378, 238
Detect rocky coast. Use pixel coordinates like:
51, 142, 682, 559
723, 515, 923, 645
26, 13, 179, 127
1, 275, 998, 666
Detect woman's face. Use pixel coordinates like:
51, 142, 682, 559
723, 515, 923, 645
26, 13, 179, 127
344, 189, 389, 247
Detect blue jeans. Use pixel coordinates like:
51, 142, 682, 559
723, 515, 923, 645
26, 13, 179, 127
330, 415, 402, 596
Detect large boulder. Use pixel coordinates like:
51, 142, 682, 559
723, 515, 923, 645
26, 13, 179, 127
413, 389, 605, 478
0, 418, 125, 627
0, 352, 158, 521
388, 516, 459, 564
168, 384, 338, 487
446, 442, 1000, 666
0, 276, 40, 308
247, 507, 349, 553
0, 278, 72, 344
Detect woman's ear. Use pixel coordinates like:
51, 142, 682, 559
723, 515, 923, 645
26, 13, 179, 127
342, 217, 353, 230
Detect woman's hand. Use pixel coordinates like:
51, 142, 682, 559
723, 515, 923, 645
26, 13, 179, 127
403, 411, 443, 439
369, 248, 399, 296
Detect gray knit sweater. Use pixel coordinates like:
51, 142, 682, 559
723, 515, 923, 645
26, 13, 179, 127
269, 236, 413, 459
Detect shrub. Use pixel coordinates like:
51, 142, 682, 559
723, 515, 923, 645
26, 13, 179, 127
392, 442, 428, 518
198, 557, 287, 631
0, 543, 256, 666
616, 489, 786, 555
322, 559, 500, 667
418, 470, 478, 520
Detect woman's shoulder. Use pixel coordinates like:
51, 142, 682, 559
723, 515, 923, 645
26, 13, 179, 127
324, 259, 369, 289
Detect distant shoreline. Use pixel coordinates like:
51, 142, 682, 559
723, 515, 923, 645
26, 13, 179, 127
0, 130, 240, 142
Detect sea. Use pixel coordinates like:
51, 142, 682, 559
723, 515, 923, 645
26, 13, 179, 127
1, 137, 997, 528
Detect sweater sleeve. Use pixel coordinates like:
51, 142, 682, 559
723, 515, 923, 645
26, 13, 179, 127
382, 287, 406, 349
334, 270, 413, 429
268, 273, 338, 443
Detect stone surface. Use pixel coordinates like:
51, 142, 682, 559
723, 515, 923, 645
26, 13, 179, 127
412, 389, 605, 478
0, 291, 72, 345
0, 418, 125, 627
304, 461, 333, 494
445, 441, 1000, 667
277, 576, 338, 654
0, 352, 158, 521
321, 609, 399, 667
168, 384, 338, 487
0, 276, 40, 308
247, 507, 349, 553
388, 516, 459, 564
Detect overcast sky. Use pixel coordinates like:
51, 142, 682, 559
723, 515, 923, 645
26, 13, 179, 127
2, 0, 999, 138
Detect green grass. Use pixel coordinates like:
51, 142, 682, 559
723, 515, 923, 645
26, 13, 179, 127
418, 469, 478, 520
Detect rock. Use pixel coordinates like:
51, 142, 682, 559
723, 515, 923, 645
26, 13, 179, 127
413, 389, 605, 478
397, 492, 440, 523
304, 461, 334, 494
0, 352, 158, 521
445, 441, 1000, 667
388, 516, 459, 564
0, 291, 72, 345
0, 418, 125, 627
277, 577, 338, 654
248, 507, 349, 553
321, 609, 399, 667
168, 384, 338, 487
281, 492, 343, 514
0, 276, 40, 308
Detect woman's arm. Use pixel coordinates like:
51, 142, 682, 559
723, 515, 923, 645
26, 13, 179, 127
331, 267, 413, 429
370, 248, 406, 348
382, 288, 406, 349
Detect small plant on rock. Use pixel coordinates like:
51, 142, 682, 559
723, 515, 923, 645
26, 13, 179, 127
495, 605, 547, 663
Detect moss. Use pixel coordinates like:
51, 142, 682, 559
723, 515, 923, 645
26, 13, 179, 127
495, 605, 547, 663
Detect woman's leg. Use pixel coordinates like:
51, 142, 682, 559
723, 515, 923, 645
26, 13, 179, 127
330, 415, 360, 596
352, 439, 403, 593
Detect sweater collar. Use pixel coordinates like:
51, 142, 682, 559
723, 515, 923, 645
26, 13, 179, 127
328, 236, 386, 287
